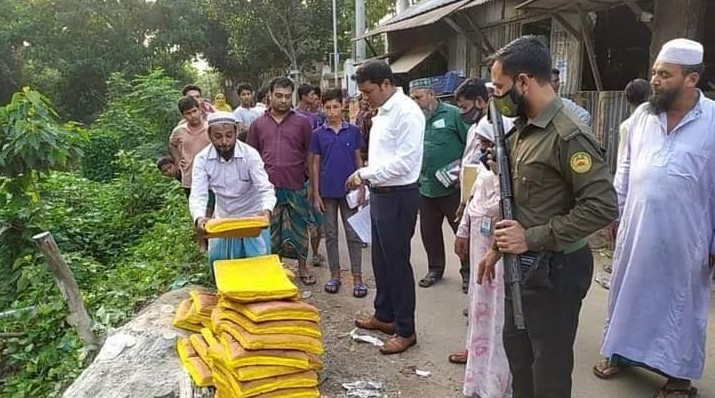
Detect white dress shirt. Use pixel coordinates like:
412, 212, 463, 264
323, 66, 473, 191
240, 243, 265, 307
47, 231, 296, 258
189, 141, 276, 222
359, 89, 425, 187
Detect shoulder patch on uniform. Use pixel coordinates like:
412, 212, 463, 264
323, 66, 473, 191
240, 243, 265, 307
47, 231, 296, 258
570, 152, 592, 173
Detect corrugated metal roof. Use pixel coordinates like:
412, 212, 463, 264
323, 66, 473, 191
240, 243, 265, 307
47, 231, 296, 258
389, 44, 439, 73
357, 0, 493, 39
385, 0, 464, 25
515, 0, 626, 12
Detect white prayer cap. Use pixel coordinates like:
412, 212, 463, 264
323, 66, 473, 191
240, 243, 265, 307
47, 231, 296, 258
207, 111, 236, 126
656, 38, 704, 66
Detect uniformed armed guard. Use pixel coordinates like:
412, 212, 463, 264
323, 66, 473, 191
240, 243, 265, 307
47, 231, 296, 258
477, 36, 618, 398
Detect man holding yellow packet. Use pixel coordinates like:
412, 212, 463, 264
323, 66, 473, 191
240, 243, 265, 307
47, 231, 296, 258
190, 112, 277, 269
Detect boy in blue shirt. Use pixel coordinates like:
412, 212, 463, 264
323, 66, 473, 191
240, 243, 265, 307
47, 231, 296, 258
310, 89, 367, 297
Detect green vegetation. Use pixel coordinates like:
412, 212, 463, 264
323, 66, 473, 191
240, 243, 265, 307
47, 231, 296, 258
0, 1, 399, 395
0, 71, 210, 398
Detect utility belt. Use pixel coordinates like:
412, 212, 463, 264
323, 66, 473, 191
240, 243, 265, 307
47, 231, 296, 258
518, 239, 587, 289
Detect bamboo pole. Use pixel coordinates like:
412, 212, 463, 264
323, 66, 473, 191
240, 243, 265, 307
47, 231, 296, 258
32, 231, 97, 350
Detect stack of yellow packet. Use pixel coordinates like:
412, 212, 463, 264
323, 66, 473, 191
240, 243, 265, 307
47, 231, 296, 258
173, 254, 323, 397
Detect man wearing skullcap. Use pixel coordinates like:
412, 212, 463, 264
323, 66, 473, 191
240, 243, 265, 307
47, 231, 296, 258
595, 38, 715, 398
191, 111, 276, 270
409, 77, 471, 293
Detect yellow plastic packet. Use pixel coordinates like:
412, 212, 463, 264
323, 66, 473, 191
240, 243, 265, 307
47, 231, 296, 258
214, 255, 299, 302
188, 333, 209, 363
218, 319, 324, 355
200, 327, 220, 348
253, 387, 321, 398
214, 307, 322, 339
172, 298, 203, 333
189, 290, 217, 318
176, 337, 197, 360
177, 336, 213, 387
235, 370, 318, 397
205, 216, 269, 239
218, 332, 312, 369
217, 299, 320, 323
185, 356, 213, 387
210, 343, 322, 382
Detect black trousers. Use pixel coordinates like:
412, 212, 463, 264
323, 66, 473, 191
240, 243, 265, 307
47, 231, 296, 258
419, 190, 469, 281
370, 185, 420, 337
503, 246, 594, 398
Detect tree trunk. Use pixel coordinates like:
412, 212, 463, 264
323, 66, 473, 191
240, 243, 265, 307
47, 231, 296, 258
33, 231, 98, 351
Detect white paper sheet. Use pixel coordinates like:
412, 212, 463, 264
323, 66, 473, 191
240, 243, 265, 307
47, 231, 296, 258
346, 188, 370, 209
347, 204, 371, 244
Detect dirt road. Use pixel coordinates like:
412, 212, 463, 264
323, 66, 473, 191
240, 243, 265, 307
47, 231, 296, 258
304, 221, 715, 398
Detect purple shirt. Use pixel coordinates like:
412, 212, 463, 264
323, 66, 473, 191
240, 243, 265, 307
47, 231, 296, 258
247, 110, 313, 190
309, 122, 362, 198
295, 108, 318, 130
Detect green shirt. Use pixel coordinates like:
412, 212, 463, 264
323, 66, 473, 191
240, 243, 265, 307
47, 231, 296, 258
504, 97, 618, 252
418, 102, 469, 198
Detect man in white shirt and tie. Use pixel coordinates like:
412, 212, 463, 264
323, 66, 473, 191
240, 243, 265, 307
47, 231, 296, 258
347, 60, 426, 355
191, 112, 277, 272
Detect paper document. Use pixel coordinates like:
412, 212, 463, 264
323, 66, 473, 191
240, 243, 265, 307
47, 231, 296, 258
460, 164, 480, 202
347, 204, 371, 244
346, 188, 370, 209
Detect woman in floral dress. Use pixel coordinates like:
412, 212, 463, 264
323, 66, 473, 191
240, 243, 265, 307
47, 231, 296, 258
454, 123, 511, 398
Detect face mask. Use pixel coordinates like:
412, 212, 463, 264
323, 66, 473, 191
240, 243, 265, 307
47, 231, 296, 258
493, 84, 526, 118
460, 106, 484, 125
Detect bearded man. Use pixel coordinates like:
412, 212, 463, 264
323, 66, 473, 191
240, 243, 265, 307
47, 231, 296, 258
594, 38, 715, 398
409, 78, 470, 292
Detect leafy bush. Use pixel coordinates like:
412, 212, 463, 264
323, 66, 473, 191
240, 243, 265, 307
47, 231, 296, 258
81, 69, 182, 181
0, 81, 206, 397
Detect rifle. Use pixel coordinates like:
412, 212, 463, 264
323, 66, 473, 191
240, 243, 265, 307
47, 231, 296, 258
489, 99, 526, 331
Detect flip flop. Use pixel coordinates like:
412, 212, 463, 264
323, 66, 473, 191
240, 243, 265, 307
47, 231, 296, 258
324, 279, 341, 294
312, 253, 325, 267
593, 358, 623, 379
353, 283, 368, 298
299, 274, 317, 286
448, 350, 468, 364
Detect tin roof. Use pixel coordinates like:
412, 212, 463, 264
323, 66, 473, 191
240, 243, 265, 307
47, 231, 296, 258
357, 0, 495, 39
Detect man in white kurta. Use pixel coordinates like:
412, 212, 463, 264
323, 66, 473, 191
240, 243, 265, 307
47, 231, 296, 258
599, 38, 715, 397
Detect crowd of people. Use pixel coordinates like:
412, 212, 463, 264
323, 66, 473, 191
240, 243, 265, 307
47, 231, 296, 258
156, 35, 714, 398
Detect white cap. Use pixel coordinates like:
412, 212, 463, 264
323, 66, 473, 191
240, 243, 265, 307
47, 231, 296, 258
207, 111, 236, 126
474, 117, 494, 142
656, 38, 704, 66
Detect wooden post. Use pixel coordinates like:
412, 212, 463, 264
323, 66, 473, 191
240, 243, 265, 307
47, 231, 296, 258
578, 7, 604, 92
33, 231, 97, 350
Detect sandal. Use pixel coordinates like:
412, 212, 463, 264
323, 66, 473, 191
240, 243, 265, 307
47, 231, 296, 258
418, 272, 442, 288
312, 253, 325, 267
299, 274, 317, 286
324, 279, 341, 294
448, 350, 468, 364
353, 283, 368, 298
654, 386, 698, 398
593, 358, 623, 379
